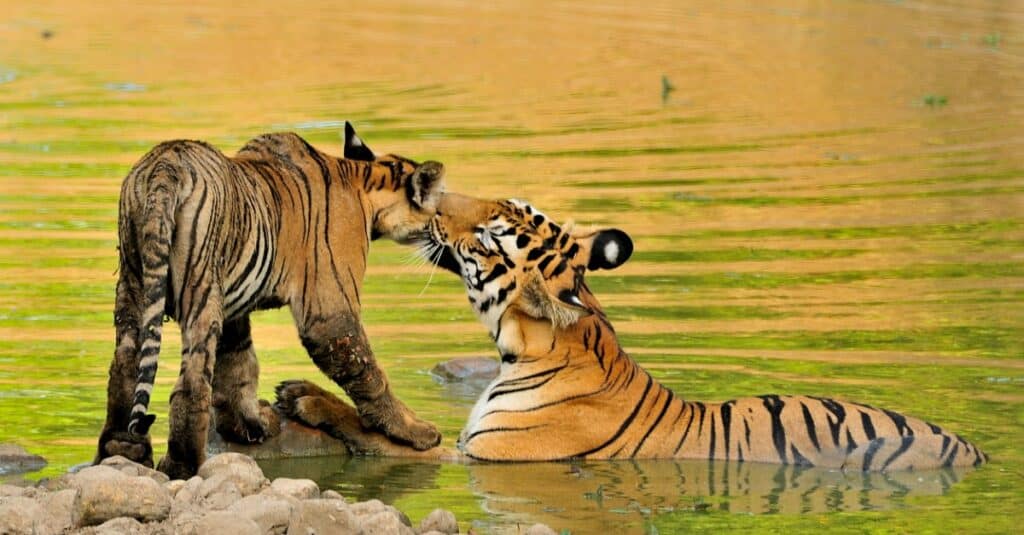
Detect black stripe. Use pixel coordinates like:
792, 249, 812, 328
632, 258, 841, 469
720, 401, 733, 460
673, 404, 697, 455
632, 390, 673, 457
571, 374, 654, 458
881, 436, 915, 471
800, 402, 821, 451
761, 395, 788, 463
860, 411, 877, 441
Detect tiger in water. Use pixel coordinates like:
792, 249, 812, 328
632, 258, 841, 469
97, 123, 444, 478
276, 193, 986, 471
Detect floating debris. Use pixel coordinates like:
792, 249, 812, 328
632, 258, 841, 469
104, 82, 146, 92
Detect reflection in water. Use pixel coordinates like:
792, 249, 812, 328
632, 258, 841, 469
258, 456, 971, 531
468, 460, 970, 531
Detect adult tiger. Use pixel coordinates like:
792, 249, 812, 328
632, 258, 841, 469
276, 194, 987, 471
97, 124, 443, 478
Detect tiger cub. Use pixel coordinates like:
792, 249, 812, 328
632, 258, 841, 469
97, 124, 443, 478
278, 193, 986, 471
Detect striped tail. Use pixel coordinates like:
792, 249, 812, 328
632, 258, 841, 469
127, 161, 179, 436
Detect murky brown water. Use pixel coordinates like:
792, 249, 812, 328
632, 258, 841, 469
1, 1, 1022, 532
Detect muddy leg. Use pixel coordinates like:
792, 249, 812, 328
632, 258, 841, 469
299, 317, 440, 450
212, 315, 280, 443
156, 282, 222, 479
95, 268, 154, 466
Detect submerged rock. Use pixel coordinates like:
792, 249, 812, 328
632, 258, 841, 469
430, 357, 499, 383
0, 443, 47, 476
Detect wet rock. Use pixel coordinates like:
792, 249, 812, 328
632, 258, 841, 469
35, 488, 80, 535
196, 474, 243, 510
286, 498, 359, 535
0, 484, 26, 497
430, 357, 499, 383
195, 511, 262, 535
0, 496, 40, 534
196, 452, 267, 496
100, 455, 170, 484
420, 508, 458, 534
172, 476, 204, 509
525, 523, 558, 535
0, 443, 46, 475
270, 477, 320, 500
228, 493, 294, 535
207, 415, 351, 460
71, 465, 171, 526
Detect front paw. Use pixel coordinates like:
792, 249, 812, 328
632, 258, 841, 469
359, 396, 441, 451
274, 380, 330, 423
215, 403, 274, 445
99, 431, 154, 468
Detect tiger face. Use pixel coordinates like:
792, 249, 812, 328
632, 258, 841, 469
426, 193, 633, 347
342, 122, 445, 244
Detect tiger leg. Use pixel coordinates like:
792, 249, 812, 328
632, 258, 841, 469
212, 315, 280, 444
299, 316, 441, 450
95, 267, 154, 466
156, 279, 223, 479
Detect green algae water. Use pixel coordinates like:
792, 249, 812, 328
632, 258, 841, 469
1, 1, 1022, 532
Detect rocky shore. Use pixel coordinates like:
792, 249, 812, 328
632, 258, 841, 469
0, 452, 556, 535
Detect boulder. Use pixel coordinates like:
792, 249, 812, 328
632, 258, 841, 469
0, 443, 46, 475
196, 474, 243, 510
196, 511, 262, 535
228, 493, 295, 535
420, 508, 458, 534
321, 489, 346, 501
269, 477, 320, 500
430, 357, 499, 383
207, 415, 351, 460
70, 465, 171, 526
349, 499, 412, 529
196, 452, 267, 495
361, 510, 414, 535
0, 496, 40, 535
35, 488, 80, 535
93, 516, 143, 535
100, 455, 170, 484
286, 499, 359, 535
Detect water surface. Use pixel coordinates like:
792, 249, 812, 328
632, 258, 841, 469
1, 1, 1022, 533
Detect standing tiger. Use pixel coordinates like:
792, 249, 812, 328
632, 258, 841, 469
276, 193, 986, 471
97, 123, 443, 478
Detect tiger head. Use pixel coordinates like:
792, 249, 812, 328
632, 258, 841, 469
342, 122, 446, 244
426, 193, 633, 356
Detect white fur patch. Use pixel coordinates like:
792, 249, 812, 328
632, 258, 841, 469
350, 135, 364, 147
604, 241, 619, 265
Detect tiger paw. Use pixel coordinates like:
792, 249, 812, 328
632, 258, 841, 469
215, 401, 277, 445
357, 394, 441, 451
274, 380, 332, 428
99, 430, 154, 468
157, 454, 198, 480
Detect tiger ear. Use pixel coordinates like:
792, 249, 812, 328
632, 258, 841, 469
407, 161, 445, 212
343, 121, 376, 161
576, 228, 633, 271
521, 269, 590, 329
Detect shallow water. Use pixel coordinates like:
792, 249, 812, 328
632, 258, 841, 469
1, 0, 1022, 532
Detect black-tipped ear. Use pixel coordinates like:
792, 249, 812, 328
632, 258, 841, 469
407, 161, 445, 211
344, 121, 376, 161
588, 229, 633, 270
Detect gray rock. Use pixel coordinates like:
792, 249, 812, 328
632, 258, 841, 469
93, 516, 143, 535
196, 474, 243, 510
286, 499, 359, 535
0, 443, 46, 475
321, 489, 346, 502
228, 493, 295, 535
419, 508, 458, 534
525, 524, 559, 535
0, 496, 40, 534
71, 465, 171, 526
197, 452, 267, 496
194, 511, 261, 535
171, 476, 204, 512
100, 455, 170, 484
429, 357, 499, 383
349, 499, 411, 529
360, 511, 414, 535
270, 477, 320, 500
35, 488, 80, 535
